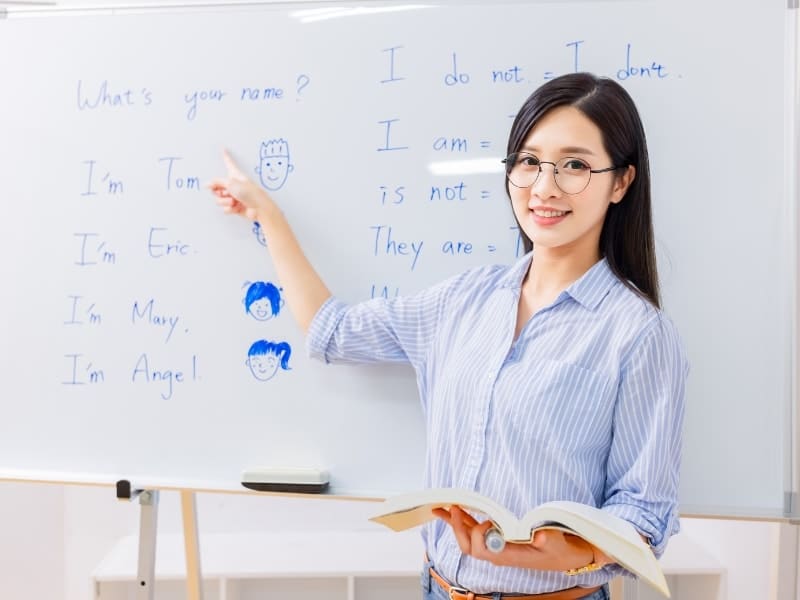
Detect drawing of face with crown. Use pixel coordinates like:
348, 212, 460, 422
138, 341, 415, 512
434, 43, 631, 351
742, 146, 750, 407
255, 138, 294, 191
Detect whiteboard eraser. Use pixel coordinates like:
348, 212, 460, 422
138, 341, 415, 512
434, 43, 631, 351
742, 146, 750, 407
241, 467, 330, 494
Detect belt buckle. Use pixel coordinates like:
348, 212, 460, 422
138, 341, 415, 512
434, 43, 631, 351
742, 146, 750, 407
448, 586, 471, 600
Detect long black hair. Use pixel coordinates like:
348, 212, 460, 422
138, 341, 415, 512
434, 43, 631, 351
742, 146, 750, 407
506, 72, 660, 309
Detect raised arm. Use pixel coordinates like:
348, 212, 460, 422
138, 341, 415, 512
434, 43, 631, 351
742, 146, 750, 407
208, 150, 331, 334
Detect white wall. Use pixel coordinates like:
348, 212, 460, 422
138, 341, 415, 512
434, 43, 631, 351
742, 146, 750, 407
0, 480, 790, 600
677, 518, 780, 599
0, 482, 64, 600
63, 484, 139, 600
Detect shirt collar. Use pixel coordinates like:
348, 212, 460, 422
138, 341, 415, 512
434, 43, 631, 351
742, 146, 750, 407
497, 251, 618, 311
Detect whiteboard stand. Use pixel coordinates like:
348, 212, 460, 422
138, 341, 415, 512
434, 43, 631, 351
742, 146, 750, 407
135, 490, 158, 600
180, 491, 204, 600
116, 482, 203, 600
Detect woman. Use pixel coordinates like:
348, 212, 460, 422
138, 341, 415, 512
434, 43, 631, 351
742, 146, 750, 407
209, 72, 688, 600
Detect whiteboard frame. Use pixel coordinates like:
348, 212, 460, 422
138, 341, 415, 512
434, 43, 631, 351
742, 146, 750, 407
789, 0, 800, 521
0, 0, 797, 521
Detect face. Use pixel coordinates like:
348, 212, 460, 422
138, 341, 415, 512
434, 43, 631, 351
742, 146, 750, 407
258, 155, 291, 191
509, 105, 634, 261
248, 298, 274, 321
247, 353, 280, 381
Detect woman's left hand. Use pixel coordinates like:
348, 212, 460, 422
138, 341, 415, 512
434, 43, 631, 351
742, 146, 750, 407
432, 506, 601, 571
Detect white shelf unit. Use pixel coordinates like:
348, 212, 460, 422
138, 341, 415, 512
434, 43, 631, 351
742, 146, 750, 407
91, 529, 725, 600
91, 530, 424, 600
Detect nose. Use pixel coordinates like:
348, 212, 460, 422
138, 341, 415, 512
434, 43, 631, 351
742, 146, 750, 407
530, 161, 560, 197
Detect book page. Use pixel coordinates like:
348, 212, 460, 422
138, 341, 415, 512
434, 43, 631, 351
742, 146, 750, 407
369, 488, 518, 532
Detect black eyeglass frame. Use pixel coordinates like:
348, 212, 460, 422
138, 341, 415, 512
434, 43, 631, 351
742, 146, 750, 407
501, 152, 625, 195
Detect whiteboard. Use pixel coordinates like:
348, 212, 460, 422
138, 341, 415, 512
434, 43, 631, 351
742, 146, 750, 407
0, 0, 796, 516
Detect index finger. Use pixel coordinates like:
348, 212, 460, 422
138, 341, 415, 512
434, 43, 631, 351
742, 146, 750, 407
222, 149, 247, 181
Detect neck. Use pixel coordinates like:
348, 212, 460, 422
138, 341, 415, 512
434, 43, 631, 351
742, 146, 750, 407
524, 246, 600, 296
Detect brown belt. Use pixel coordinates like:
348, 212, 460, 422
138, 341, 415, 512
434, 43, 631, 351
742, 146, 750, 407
429, 566, 602, 600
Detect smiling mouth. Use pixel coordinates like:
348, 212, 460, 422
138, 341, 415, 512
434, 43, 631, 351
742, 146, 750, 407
532, 209, 570, 217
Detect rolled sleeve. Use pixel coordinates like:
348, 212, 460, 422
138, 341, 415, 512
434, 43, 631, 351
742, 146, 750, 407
304, 295, 426, 367
306, 297, 349, 364
602, 499, 678, 558
305, 267, 487, 370
603, 313, 688, 559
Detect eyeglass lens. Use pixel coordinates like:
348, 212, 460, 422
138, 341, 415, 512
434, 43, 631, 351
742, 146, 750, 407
505, 153, 592, 195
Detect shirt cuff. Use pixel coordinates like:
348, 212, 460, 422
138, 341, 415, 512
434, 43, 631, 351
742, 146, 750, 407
306, 296, 348, 363
601, 501, 679, 558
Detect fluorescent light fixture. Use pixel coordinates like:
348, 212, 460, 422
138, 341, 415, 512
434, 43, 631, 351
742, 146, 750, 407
290, 4, 432, 23
428, 157, 505, 177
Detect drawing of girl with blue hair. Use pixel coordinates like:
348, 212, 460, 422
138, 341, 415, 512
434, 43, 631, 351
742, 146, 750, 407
243, 281, 284, 321
246, 339, 292, 381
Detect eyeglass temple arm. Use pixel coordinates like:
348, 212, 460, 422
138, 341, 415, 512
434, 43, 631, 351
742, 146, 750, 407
589, 165, 625, 174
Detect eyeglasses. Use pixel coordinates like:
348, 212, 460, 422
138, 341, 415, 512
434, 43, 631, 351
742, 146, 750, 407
501, 152, 622, 195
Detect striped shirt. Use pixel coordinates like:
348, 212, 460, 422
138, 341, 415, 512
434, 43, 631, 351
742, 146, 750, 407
307, 252, 688, 594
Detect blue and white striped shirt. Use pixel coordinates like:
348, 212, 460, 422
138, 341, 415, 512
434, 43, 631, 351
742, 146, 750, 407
307, 252, 688, 594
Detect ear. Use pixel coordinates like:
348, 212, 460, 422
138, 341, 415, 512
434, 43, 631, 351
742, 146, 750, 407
254, 165, 261, 174
288, 164, 295, 173
611, 165, 636, 204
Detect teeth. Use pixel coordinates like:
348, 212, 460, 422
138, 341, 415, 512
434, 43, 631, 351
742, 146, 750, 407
533, 209, 567, 218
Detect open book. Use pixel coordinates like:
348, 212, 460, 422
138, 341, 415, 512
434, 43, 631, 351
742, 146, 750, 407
369, 488, 669, 598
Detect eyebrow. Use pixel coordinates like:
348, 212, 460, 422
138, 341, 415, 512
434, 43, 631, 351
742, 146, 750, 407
521, 145, 597, 156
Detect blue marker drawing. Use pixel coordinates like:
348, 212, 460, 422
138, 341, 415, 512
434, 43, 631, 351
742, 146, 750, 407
255, 138, 294, 191
243, 281, 284, 321
246, 339, 292, 381
252, 221, 267, 246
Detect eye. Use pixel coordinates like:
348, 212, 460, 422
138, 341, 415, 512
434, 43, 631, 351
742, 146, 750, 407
516, 153, 540, 168
561, 158, 589, 172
